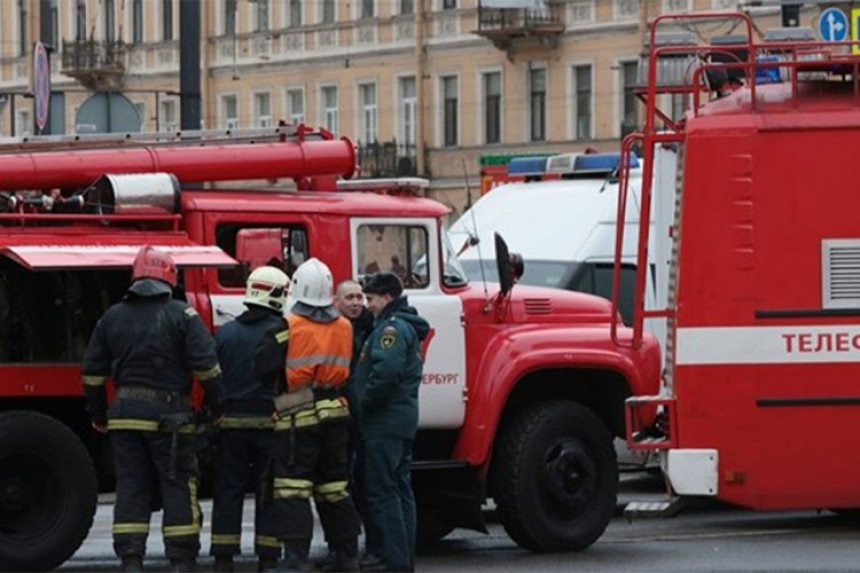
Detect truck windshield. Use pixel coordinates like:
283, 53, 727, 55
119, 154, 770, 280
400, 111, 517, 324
442, 233, 469, 287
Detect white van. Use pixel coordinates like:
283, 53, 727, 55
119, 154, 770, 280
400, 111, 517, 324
449, 149, 678, 469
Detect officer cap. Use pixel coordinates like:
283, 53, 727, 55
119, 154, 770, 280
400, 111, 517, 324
363, 272, 403, 298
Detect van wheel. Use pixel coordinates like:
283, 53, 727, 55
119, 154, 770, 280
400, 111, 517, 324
0, 411, 98, 572
492, 402, 617, 552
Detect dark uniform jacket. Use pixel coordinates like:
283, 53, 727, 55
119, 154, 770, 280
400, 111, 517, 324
343, 307, 374, 410
215, 306, 284, 426
82, 280, 222, 426
354, 297, 430, 440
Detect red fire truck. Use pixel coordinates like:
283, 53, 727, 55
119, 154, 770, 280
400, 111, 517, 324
0, 125, 660, 570
622, 12, 860, 516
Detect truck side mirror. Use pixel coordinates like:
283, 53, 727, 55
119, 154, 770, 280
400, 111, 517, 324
495, 232, 513, 297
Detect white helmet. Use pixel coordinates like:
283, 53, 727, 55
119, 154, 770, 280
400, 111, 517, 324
290, 258, 334, 307
244, 266, 290, 312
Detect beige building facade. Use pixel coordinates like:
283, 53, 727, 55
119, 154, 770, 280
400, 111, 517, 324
0, 0, 813, 215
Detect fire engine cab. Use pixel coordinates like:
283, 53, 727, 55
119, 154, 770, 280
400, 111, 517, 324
622, 12, 860, 517
0, 125, 660, 570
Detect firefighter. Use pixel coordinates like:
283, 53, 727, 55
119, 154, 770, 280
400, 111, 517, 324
355, 272, 430, 573
81, 245, 223, 573
269, 258, 361, 572
210, 266, 291, 573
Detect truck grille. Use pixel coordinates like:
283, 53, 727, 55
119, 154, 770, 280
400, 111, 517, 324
524, 298, 552, 315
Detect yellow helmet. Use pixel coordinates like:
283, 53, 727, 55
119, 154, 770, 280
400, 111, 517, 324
244, 266, 290, 312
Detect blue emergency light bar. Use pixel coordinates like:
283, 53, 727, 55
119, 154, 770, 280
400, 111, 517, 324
507, 156, 550, 176
573, 152, 640, 173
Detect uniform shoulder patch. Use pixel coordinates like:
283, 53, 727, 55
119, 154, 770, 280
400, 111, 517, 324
380, 326, 398, 349
184, 307, 199, 318
275, 329, 290, 344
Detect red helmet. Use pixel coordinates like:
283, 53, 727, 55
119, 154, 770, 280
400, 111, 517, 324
131, 245, 178, 287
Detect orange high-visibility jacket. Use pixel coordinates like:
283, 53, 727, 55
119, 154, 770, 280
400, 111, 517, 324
286, 314, 352, 392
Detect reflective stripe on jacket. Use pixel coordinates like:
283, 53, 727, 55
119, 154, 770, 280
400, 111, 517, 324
286, 314, 352, 391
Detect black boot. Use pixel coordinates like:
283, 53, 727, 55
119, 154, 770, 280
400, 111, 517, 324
281, 540, 313, 572
318, 538, 358, 573
169, 558, 196, 572
121, 554, 144, 573
258, 556, 279, 573
214, 556, 234, 572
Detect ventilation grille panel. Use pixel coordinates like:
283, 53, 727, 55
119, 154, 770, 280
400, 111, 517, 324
823, 239, 860, 308
524, 298, 553, 315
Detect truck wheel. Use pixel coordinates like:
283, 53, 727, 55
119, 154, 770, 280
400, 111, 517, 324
0, 411, 98, 572
492, 402, 617, 552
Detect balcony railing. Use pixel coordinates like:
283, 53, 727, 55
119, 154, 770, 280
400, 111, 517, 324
357, 141, 418, 178
475, 4, 565, 50
61, 40, 126, 89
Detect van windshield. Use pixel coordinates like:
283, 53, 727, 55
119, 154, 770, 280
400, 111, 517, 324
459, 259, 636, 325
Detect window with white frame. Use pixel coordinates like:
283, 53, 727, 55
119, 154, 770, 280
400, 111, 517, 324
16, 109, 32, 136
286, 89, 304, 124
621, 61, 639, 133
399, 77, 416, 152
160, 99, 177, 132
400, 0, 414, 15
289, 0, 302, 27
321, 0, 335, 24
132, 0, 144, 43
222, 94, 238, 129
529, 68, 547, 142
322, 86, 339, 133
614, 0, 639, 20
360, 0, 375, 19
254, 92, 272, 128
105, 0, 116, 42
441, 76, 458, 147
255, 0, 270, 31
569, 0, 594, 25
483, 71, 501, 144
663, 0, 691, 11
573, 64, 592, 140
162, 0, 173, 41
224, 0, 237, 35
75, 0, 87, 41
359, 83, 378, 144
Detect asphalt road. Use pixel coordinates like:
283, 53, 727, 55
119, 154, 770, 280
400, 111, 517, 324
61, 472, 860, 572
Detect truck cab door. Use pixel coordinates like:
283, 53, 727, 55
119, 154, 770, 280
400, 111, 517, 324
351, 217, 466, 429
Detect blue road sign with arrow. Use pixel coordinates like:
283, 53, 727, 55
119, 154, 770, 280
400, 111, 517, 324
819, 7, 848, 42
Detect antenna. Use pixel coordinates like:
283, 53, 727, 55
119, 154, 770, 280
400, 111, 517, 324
461, 159, 489, 304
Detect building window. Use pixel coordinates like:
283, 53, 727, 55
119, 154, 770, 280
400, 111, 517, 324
359, 83, 378, 144
255, 0, 270, 31
574, 64, 592, 140
322, 86, 338, 133
132, 0, 144, 43
222, 95, 238, 130
400, 0, 414, 15
622, 61, 639, 131
360, 0, 375, 19
483, 71, 501, 145
443, 0, 457, 9
287, 89, 304, 124
322, 0, 335, 24
17, 0, 27, 56
400, 77, 416, 150
49, 0, 59, 49
76, 0, 87, 41
615, 0, 639, 20
289, 0, 302, 27
224, 0, 237, 35
254, 93, 272, 128
105, 0, 116, 42
134, 102, 146, 128
442, 76, 458, 147
16, 109, 32, 136
529, 68, 546, 142
160, 100, 177, 132
162, 0, 173, 41
663, 0, 691, 11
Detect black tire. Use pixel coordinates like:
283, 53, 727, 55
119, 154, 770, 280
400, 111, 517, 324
0, 411, 98, 572
492, 402, 617, 552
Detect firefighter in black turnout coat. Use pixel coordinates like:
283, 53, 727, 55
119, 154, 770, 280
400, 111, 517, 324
82, 245, 223, 573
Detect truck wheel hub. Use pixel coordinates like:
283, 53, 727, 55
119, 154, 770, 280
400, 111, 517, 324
542, 440, 596, 519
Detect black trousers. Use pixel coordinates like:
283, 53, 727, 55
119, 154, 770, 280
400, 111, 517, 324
111, 430, 200, 561
272, 416, 361, 545
211, 429, 283, 559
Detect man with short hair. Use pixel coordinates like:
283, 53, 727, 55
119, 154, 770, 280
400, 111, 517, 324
355, 272, 430, 573
211, 266, 290, 573
82, 245, 223, 573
